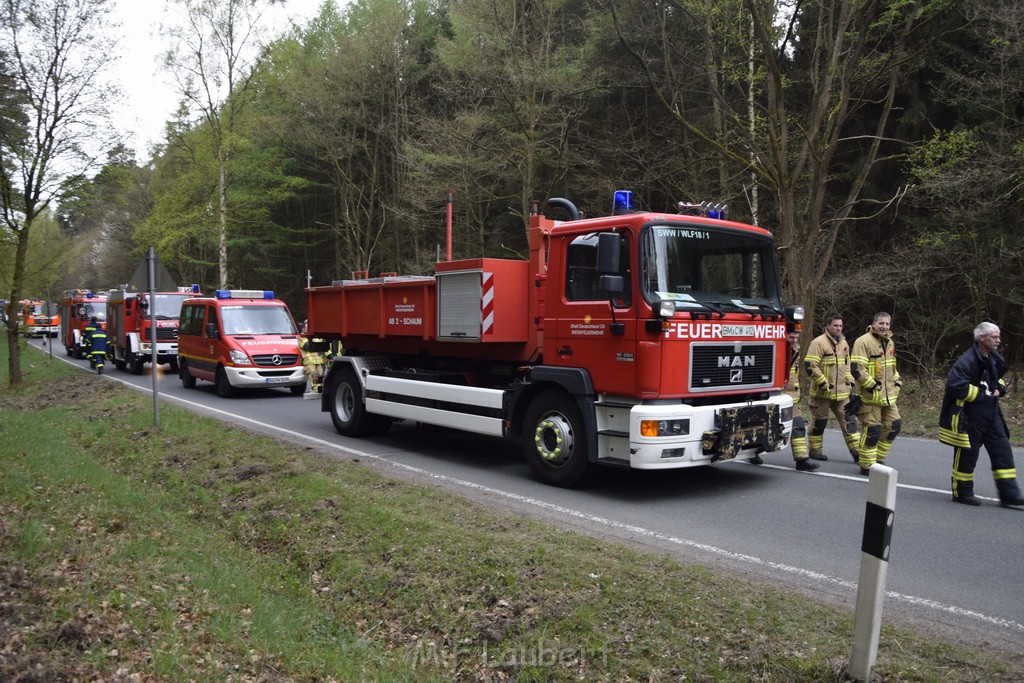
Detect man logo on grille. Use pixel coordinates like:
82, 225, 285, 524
272, 354, 282, 365
730, 368, 743, 383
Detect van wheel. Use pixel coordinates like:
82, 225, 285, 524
215, 367, 234, 398
522, 390, 591, 488
179, 359, 196, 389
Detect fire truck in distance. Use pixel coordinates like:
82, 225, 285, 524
306, 192, 803, 487
18, 300, 60, 337
59, 289, 107, 358
105, 287, 197, 374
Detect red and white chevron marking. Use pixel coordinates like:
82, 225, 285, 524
481, 272, 494, 336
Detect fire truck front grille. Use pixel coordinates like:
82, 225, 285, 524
689, 342, 776, 393
252, 353, 299, 367
145, 328, 178, 342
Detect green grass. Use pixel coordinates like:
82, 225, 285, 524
2, 337, 1023, 681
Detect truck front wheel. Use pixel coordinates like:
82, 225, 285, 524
327, 367, 389, 436
522, 390, 591, 488
129, 352, 145, 375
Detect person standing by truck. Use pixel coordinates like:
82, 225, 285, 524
939, 322, 1024, 507
299, 320, 328, 394
803, 315, 860, 463
783, 322, 818, 471
850, 312, 901, 473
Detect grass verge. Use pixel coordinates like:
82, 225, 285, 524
2, 338, 1022, 681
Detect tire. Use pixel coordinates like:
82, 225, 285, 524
522, 389, 591, 488
65, 345, 73, 357
167, 357, 179, 373
114, 348, 127, 371
129, 352, 145, 375
326, 367, 378, 436
214, 366, 235, 398
179, 359, 196, 389
289, 383, 305, 396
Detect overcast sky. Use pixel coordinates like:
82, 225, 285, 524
112, 0, 328, 159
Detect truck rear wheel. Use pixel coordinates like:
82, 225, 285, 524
179, 359, 196, 389
327, 367, 389, 436
522, 390, 591, 488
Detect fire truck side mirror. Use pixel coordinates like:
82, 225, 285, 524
600, 275, 624, 294
597, 232, 621, 274
205, 322, 219, 339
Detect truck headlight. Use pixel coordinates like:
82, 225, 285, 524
229, 349, 251, 365
640, 419, 690, 437
781, 406, 793, 422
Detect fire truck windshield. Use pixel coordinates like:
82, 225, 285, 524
641, 224, 782, 311
81, 303, 106, 322
220, 305, 297, 336
147, 293, 191, 319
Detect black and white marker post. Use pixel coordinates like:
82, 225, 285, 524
848, 463, 897, 682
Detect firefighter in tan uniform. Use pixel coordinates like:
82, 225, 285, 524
784, 323, 818, 472
803, 315, 860, 463
850, 312, 901, 474
299, 320, 331, 394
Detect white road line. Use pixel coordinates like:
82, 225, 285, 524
39, 342, 1024, 634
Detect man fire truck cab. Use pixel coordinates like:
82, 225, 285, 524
19, 300, 60, 337
305, 191, 804, 487
106, 287, 198, 374
177, 290, 307, 397
59, 289, 107, 358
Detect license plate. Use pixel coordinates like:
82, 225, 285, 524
265, 377, 290, 385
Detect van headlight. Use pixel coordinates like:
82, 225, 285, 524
229, 349, 251, 365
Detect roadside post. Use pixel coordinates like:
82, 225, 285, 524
148, 246, 159, 427
849, 463, 897, 681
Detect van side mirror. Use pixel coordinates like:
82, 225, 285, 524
205, 322, 219, 339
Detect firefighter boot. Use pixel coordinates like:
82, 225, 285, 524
951, 474, 980, 506
795, 458, 819, 472
995, 472, 1024, 507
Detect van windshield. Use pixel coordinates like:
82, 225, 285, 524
220, 305, 296, 335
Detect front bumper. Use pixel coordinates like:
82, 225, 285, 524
620, 394, 793, 470
223, 364, 306, 389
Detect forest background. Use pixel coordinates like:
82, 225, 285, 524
3, 0, 1023, 378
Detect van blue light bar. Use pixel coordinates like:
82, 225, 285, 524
215, 289, 274, 299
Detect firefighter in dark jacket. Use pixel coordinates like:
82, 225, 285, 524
83, 316, 100, 354
88, 324, 109, 374
939, 322, 1024, 507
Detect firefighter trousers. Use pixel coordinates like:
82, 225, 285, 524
952, 422, 1021, 502
808, 396, 860, 459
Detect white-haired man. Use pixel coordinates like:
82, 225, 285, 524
939, 322, 1024, 507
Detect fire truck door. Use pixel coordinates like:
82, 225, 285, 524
552, 233, 637, 396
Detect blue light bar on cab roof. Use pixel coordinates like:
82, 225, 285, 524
215, 289, 274, 299
612, 190, 633, 214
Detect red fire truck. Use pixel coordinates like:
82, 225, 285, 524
18, 300, 60, 337
105, 287, 197, 374
306, 192, 803, 487
59, 289, 107, 358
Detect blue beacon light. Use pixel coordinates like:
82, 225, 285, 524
612, 190, 633, 214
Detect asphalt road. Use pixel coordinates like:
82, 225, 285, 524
30, 336, 1024, 648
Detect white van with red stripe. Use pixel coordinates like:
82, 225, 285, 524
177, 289, 306, 397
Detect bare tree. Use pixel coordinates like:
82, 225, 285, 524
161, 0, 276, 289
0, 0, 117, 386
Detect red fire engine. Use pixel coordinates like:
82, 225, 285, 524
105, 287, 197, 374
59, 289, 107, 358
18, 300, 60, 337
306, 192, 803, 487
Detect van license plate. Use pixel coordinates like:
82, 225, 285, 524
265, 377, 290, 385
